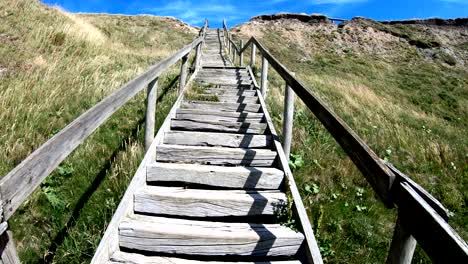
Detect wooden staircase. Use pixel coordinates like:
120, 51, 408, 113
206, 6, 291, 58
94, 28, 309, 263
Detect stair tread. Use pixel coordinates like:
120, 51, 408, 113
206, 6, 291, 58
171, 118, 267, 134
109, 251, 302, 264
119, 215, 304, 257
147, 162, 284, 189
163, 131, 271, 148
156, 144, 277, 166
134, 186, 286, 217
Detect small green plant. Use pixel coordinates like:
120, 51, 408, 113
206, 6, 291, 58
42, 186, 65, 209
305, 183, 320, 195
289, 153, 304, 171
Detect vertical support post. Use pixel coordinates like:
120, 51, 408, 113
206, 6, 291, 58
239, 40, 244, 66
232, 43, 236, 64
144, 78, 158, 152
228, 37, 231, 53
179, 54, 189, 94
261, 56, 269, 98
194, 43, 202, 71
282, 73, 295, 160
386, 211, 417, 264
251, 43, 256, 67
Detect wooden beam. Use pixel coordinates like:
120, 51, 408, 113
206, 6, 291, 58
282, 75, 295, 159
251, 43, 256, 67
0, 36, 203, 220
179, 54, 189, 94
261, 56, 269, 98
386, 211, 416, 264
240, 40, 244, 66
145, 78, 158, 152
396, 182, 468, 262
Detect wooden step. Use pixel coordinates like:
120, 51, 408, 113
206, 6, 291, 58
196, 79, 252, 86
203, 89, 257, 96
134, 187, 287, 217
214, 95, 258, 104
119, 215, 304, 257
181, 101, 261, 113
156, 145, 277, 166
176, 113, 264, 123
146, 163, 284, 189
110, 251, 302, 264
163, 131, 271, 148
176, 109, 264, 119
171, 118, 267, 134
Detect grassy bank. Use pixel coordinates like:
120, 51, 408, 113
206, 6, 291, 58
0, 0, 195, 262
234, 18, 467, 263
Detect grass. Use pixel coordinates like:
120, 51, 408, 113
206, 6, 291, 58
234, 19, 467, 263
0, 0, 196, 262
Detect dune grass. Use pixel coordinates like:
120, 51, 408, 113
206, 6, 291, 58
0, 0, 196, 262
234, 19, 467, 263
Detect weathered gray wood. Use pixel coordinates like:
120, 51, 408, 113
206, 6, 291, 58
396, 182, 468, 262
147, 162, 283, 189
254, 77, 323, 264
282, 75, 295, 159
251, 44, 256, 67
109, 251, 302, 264
194, 43, 202, 71
171, 119, 267, 134
0, 36, 203, 221
119, 215, 304, 257
145, 78, 158, 152
203, 89, 257, 97
164, 131, 271, 148
156, 145, 277, 166
0, 223, 7, 236
181, 101, 261, 113
261, 56, 269, 98
386, 211, 416, 264
176, 109, 264, 119
0, 231, 20, 264
179, 54, 189, 94
134, 187, 286, 217
240, 40, 244, 66
175, 113, 263, 123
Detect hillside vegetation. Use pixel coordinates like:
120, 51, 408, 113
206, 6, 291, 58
0, 0, 196, 262
233, 16, 467, 263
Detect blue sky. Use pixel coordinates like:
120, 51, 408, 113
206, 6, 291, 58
41, 0, 468, 27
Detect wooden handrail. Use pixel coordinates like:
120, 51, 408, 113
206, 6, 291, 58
225, 25, 468, 261
0, 34, 205, 221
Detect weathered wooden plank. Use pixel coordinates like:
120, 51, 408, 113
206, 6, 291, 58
175, 113, 263, 123
144, 78, 158, 152
386, 211, 417, 264
0, 36, 204, 221
176, 109, 264, 119
119, 215, 304, 257
203, 89, 257, 97
163, 131, 271, 148
282, 75, 295, 159
156, 145, 277, 166
109, 251, 301, 264
261, 56, 269, 98
214, 95, 259, 104
171, 119, 267, 134
146, 162, 284, 189
181, 101, 261, 113
0, 231, 20, 264
397, 182, 468, 262
179, 55, 189, 94
134, 186, 286, 217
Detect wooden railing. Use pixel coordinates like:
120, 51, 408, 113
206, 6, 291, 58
0, 19, 209, 263
222, 19, 468, 263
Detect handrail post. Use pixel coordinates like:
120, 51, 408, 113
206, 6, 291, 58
194, 42, 202, 71
179, 54, 189, 94
261, 56, 269, 98
240, 40, 244, 66
282, 74, 295, 159
251, 43, 256, 67
0, 230, 21, 264
228, 37, 231, 53
144, 78, 158, 152
386, 211, 417, 264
